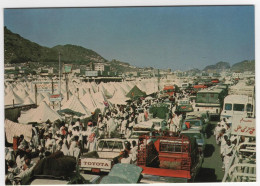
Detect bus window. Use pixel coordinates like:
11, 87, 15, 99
246, 104, 253, 112
225, 103, 232, 111
208, 93, 219, 103
233, 104, 245, 111
196, 93, 207, 103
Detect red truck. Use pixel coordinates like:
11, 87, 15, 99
137, 135, 203, 183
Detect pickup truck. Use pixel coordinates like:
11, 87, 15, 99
137, 135, 203, 183
79, 138, 128, 173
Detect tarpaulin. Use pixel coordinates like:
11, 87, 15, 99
5, 119, 32, 143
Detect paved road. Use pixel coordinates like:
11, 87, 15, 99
194, 123, 224, 182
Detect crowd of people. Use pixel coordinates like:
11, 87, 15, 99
214, 118, 255, 173
4, 90, 198, 184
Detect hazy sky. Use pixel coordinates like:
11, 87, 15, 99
4, 6, 255, 70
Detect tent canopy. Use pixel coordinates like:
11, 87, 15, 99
126, 85, 146, 99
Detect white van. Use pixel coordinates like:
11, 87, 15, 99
220, 95, 254, 122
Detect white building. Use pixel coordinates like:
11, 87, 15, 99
232, 72, 244, 79
94, 63, 109, 72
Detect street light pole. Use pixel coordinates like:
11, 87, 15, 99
59, 52, 61, 111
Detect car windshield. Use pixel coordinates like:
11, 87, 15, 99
98, 140, 123, 151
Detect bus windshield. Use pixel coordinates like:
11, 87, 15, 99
233, 104, 245, 111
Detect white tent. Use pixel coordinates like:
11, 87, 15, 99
99, 83, 114, 98
36, 93, 45, 103
92, 91, 112, 112
61, 95, 91, 117
18, 101, 62, 123
16, 89, 29, 99
5, 89, 23, 105
23, 96, 35, 105
80, 91, 98, 113
109, 88, 129, 105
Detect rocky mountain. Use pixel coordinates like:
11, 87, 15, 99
4, 27, 255, 73
203, 61, 230, 71
231, 60, 255, 72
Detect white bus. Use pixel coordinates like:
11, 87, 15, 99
220, 95, 254, 122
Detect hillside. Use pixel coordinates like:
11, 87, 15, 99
231, 60, 255, 72
4, 27, 107, 64
4, 27, 255, 73
203, 61, 230, 71
108, 59, 138, 72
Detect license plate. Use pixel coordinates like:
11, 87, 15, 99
91, 168, 101, 173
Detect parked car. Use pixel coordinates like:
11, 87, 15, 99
183, 112, 210, 138
180, 130, 206, 152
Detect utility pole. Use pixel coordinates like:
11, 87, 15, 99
52, 78, 54, 109
66, 73, 69, 101
158, 69, 160, 93
59, 52, 61, 111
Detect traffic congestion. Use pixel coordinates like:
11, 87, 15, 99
4, 75, 256, 184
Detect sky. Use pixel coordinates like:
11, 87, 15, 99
4, 6, 255, 71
